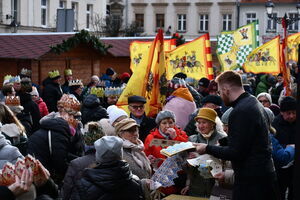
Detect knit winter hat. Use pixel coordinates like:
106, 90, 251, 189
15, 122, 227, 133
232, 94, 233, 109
264, 107, 275, 124
195, 108, 217, 124
106, 68, 115, 76
155, 110, 176, 125
30, 86, 39, 97
280, 96, 296, 112
198, 77, 210, 88
107, 105, 128, 125
114, 118, 139, 136
201, 95, 223, 106
83, 122, 105, 146
257, 92, 272, 104
221, 107, 233, 125
94, 136, 123, 164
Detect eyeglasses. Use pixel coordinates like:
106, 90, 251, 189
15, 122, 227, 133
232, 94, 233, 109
259, 100, 270, 103
129, 105, 144, 110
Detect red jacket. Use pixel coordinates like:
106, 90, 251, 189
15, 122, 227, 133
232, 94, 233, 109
35, 97, 49, 117
144, 126, 188, 160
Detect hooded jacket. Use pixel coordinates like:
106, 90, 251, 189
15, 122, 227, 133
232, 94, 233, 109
255, 75, 270, 96
81, 94, 108, 125
42, 81, 63, 112
70, 160, 144, 200
34, 97, 49, 117
0, 133, 23, 168
19, 92, 41, 133
27, 117, 74, 184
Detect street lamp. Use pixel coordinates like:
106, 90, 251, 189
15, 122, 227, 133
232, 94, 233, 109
265, 0, 300, 96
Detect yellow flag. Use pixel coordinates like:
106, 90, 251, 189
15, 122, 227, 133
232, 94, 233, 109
287, 32, 300, 63
243, 36, 280, 74
165, 33, 213, 80
217, 21, 259, 71
130, 39, 175, 73
117, 30, 166, 116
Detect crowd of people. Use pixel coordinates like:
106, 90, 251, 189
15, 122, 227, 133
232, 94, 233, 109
0, 66, 297, 200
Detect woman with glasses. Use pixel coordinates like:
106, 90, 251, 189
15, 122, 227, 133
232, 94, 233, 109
115, 118, 152, 179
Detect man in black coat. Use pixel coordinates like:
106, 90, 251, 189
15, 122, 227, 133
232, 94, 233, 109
272, 96, 296, 200
128, 95, 156, 142
194, 71, 279, 200
42, 70, 63, 113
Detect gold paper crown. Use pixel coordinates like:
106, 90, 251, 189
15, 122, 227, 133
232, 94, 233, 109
64, 69, 72, 76
5, 96, 21, 106
58, 94, 81, 114
90, 87, 104, 97
69, 79, 83, 87
48, 70, 60, 79
4, 75, 12, 81
20, 68, 32, 76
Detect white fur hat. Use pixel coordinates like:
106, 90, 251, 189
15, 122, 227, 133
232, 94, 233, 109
107, 105, 128, 125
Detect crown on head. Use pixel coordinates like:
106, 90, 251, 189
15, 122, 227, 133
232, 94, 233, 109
5, 96, 21, 106
104, 87, 123, 97
3, 75, 13, 85
9, 76, 21, 83
20, 68, 32, 77
64, 69, 72, 76
48, 70, 60, 79
90, 87, 104, 97
58, 94, 81, 115
69, 79, 83, 87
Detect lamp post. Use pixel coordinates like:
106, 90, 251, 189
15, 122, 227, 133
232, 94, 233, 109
265, 0, 300, 96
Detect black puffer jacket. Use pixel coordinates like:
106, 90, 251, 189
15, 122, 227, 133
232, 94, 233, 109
42, 81, 63, 112
27, 117, 75, 184
81, 94, 108, 125
70, 160, 144, 200
19, 92, 41, 133
206, 93, 275, 181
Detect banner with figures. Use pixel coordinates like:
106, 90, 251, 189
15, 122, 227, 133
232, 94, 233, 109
144, 29, 167, 117
117, 30, 167, 117
243, 36, 281, 74
287, 32, 300, 63
130, 39, 176, 73
165, 33, 214, 80
217, 21, 260, 71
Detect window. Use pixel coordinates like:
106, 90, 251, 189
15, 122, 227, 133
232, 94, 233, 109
288, 13, 299, 32
246, 13, 256, 24
199, 14, 209, 32
72, 2, 78, 30
156, 14, 165, 30
177, 14, 186, 32
267, 13, 277, 32
59, 0, 66, 9
41, 0, 47, 26
86, 4, 93, 29
135, 14, 144, 30
222, 14, 232, 31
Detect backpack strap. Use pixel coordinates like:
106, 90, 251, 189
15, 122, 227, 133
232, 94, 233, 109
48, 130, 52, 155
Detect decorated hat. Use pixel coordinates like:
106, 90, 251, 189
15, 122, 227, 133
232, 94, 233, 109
9, 76, 21, 83
3, 75, 13, 85
90, 87, 105, 98
58, 94, 81, 115
5, 96, 21, 106
48, 70, 61, 80
20, 68, 32, 77
105, 87, 123, 97
64, 69, 72, 76
69, 79, 83, 89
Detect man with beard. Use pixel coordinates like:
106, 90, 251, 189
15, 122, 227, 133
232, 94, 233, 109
193, 71, 279, 200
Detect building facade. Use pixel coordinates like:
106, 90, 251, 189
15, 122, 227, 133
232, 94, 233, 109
239, 0, 299, 43
108, 0, 238, 39
0, 0, 106, 33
